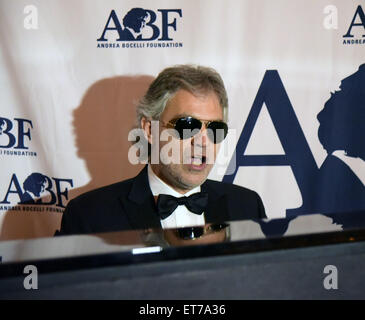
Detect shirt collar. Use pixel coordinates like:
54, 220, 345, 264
147, 164, 201, 197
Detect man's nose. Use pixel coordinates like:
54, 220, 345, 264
191, 126, 208, 147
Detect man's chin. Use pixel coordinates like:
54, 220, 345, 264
180, 173, 209, 189
159, 164, 211, 191
185, 164, 212, 177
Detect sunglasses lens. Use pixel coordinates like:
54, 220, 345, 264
174, 117, 202, 139
207, 122, 228, 143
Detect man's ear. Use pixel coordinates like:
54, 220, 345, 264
140, 117, 153, 145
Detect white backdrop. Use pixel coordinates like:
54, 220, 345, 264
0, 0, 364, 240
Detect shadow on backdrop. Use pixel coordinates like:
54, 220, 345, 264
0, 76, 153, 240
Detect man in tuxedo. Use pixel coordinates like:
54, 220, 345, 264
56, 65, 266, 235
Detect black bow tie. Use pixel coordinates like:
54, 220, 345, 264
156, 192, 209, 220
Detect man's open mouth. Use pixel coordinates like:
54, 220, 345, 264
190, 155, 207, 166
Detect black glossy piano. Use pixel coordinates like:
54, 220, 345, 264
0, 212, 365, 299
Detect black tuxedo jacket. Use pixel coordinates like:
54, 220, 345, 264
55, 166, 266, 236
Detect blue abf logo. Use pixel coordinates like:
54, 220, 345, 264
343, 5, 365, 45
224, 63, 365, 226
0, 116, 36, 157
97, 8, 183, 49
0, 173, 73, 211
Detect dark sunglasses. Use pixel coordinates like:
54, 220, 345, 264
161, 116, 228, 144
175, 223, 229, 240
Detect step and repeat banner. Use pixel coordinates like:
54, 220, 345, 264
0, 0, 364, 240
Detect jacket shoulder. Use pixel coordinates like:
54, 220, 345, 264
205, 179, 259, 197
56, 177, 136, 236
72, 177, 134, 206
204, 179, 266, 219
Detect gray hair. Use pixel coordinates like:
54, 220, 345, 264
136, 64, 228, 126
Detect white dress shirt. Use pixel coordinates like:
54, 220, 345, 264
147, 165, 206, 229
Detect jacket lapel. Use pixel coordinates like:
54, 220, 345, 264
119, 166, 161, 229
201, 181, 230, 223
